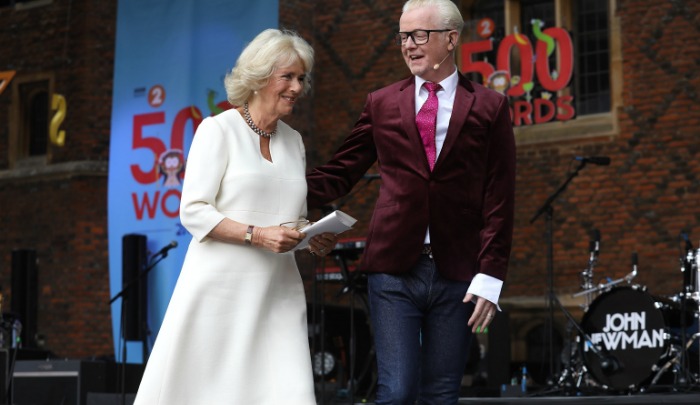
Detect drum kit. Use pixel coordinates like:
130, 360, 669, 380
554, 231, 700, 394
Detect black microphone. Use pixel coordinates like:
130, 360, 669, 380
155, 241, 178, 258
589, 229, 600, 261
681, 232, 693, 252
574, 156, 611, 166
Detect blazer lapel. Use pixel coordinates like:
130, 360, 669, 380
398, 78, 431, 174
435, 74, 475, 170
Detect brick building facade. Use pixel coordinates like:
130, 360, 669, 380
1, 0, 699, 388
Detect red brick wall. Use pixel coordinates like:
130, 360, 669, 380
0, 0, 115, 358
508, 0, 700, 299
282, 0, 406, 236
0, 176, 111, 356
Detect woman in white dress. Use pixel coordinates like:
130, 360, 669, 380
133, 29, 337, 405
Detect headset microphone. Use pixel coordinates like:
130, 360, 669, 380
433, 52, 451, 70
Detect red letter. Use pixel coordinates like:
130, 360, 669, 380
534, 98, 555, 124
172, 107, 203, 151
557, 96, 575, 121
497, 34, 534, 97
535, 28, 574, 91
160, 189, 182, 218
461, 40, 495, 84
131, 112, 166, 184
132, 191, 160, 220
513, 101, 533, 126
556, 95, 575, 121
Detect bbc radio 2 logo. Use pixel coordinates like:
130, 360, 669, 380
129, 84, 231, 220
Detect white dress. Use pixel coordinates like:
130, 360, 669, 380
133, 109, 316, 405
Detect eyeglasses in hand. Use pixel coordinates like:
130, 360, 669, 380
279, 219, 310, 231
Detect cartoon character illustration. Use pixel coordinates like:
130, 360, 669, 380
158, 149, 185, 187
208, 89, 226, 116
531, 19, 555, 57
487, 70, 511, 95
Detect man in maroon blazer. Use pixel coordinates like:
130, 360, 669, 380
307, 0, 516, 403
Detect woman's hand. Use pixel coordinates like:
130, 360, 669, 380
253, 226, 305, 253
308, 232, 338, 256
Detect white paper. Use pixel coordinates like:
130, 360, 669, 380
294, 210, 357, 250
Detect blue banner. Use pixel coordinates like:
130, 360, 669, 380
108, 0, 278, 362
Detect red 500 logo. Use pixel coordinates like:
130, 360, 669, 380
462, 19, 575, 126
130, 87, 231, 220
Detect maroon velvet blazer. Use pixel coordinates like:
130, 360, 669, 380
307, 73, 516, 283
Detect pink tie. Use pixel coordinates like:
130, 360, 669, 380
416, 82, 440, 171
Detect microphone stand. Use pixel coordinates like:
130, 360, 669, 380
671, 238, 698, 388
530, 160, 588, 382
312, 252, 328, 404
679, 241, 692, 386
109, 249, 170, 405
316, 174, 380, 403
552, 294, 616, 383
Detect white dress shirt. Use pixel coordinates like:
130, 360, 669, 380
415, 67, 503, 308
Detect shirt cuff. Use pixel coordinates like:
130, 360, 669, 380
467, 273, 504, 311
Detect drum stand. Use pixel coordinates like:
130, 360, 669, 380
550, 234, 601, 395
647, 300, 700, 389
551, 293, 615, 395
645, 240, 700, 391
578, 231, 600, 313
549, 245, 641, 395
554, 319, 589, 395
649, 331, 700, 387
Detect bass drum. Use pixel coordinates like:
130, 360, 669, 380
580, 286, 669, 391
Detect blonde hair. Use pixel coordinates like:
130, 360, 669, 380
403, 0, 464, 34
224, 29, 314, 106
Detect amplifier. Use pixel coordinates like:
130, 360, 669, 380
0, 350, 7, 405
86, 392, 135, 405
12, 360, 107, 405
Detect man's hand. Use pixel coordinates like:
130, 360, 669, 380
464, 293, 497, 333
308, 232, 338, 256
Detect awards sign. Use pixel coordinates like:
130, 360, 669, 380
108, 0, 277, 362
462, 19, 575, 126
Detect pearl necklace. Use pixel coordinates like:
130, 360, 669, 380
243, 102, 276, 138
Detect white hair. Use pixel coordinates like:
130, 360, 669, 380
224, 29, 314, 106
403, 0, 465, 34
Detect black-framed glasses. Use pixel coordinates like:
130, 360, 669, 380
395, 29, 451, 46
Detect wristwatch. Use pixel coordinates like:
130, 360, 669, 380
244, 225, 254, 245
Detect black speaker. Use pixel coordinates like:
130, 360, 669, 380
0, 350, 8, 405
12, 360, 107, 405
121, 234, 147, 341
86, 393, 135, 405
486, 310, 511, 388
11, 249, 38, 348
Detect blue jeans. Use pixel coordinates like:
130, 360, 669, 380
367, 255, 474, 405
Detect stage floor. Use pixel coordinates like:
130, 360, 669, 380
319, 387, 700, 405
457, 392, 700, 404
